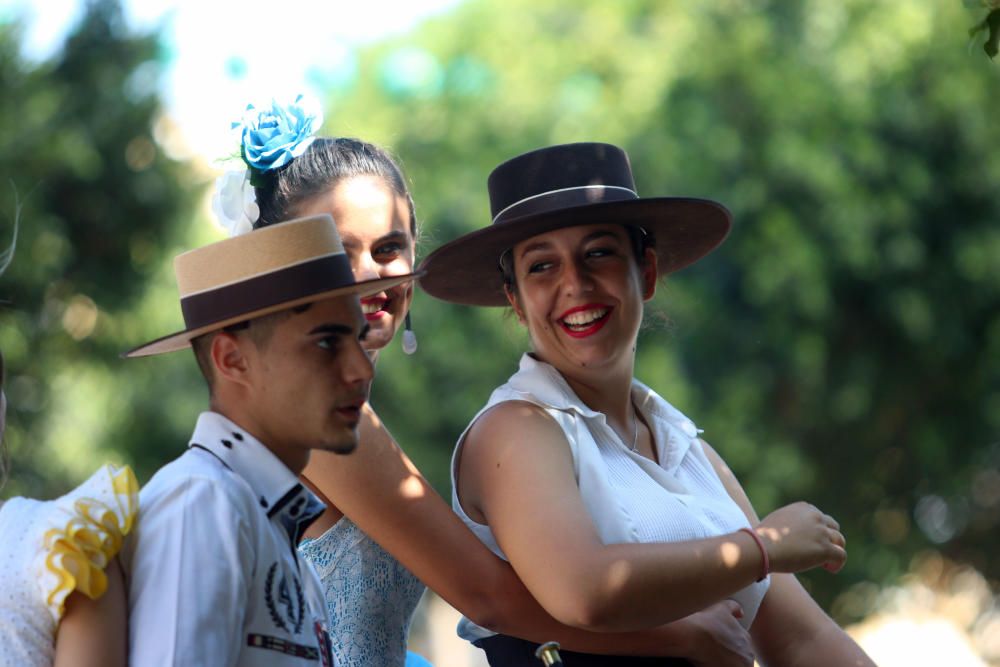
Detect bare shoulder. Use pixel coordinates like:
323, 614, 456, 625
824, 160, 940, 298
698, 439, 731, 479
458, 400, 576, 522
467, 400, 562, 447
462, 400, 574, 473
698, 438, 760, 523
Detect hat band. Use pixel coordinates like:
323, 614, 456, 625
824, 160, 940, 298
180, 253, 355, 331
493, 185, 638, 224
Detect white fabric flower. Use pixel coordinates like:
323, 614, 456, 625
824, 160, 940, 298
211, 168, 260, 236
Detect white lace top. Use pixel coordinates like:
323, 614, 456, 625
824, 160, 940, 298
0, 465, 137, 667
451, 354, 771, 643
299, 517, 426, 667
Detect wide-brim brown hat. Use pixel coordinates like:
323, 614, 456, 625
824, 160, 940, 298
125, 214, 418, 357
419, 142, 731, 306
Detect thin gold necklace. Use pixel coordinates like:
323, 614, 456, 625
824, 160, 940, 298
628, 403, 639, 452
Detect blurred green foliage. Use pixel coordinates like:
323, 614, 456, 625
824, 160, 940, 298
0, 0, 205, 494
1, 0, 998, 625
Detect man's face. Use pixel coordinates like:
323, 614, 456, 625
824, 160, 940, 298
239, 295, 373, 471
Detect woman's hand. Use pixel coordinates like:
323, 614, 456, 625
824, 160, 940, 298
680, 600, 754, 667
755, 502, 846, 574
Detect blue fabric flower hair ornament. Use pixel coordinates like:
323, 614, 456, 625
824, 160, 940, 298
211, 93, 324, 237
239, 94, 324, 181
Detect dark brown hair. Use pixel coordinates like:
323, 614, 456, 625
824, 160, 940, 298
253, 137, 416, 235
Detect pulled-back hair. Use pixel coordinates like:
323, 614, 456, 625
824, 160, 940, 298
252, 137, 416, 234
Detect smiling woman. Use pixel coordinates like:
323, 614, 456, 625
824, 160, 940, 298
294, 172, 416, 354
418, 142, 878, 666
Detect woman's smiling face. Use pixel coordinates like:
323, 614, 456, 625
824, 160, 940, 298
295, 175, 415, 355
506, 223, 656, 376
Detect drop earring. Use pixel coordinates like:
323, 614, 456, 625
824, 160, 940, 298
402, 312, 417, 355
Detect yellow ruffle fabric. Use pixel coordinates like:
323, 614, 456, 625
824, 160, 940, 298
34, 464, 138, 622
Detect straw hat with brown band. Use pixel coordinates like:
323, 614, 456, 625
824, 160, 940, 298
124, 214, 418, 358
418, 142, 732, 306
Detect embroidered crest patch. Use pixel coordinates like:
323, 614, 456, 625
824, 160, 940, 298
264, 561, 306, 634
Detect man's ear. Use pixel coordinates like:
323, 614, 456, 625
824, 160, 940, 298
504, 284, 526, 323
641, 248, 658, 301
210, 331, 253, 389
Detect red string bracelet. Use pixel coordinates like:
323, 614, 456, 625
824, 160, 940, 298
739, 527, 770, 582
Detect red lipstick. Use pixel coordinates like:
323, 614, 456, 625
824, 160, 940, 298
360, 296, 387, 322
557, 303, 613, 339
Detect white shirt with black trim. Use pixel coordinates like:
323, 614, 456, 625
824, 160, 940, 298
122, 411, 335, 667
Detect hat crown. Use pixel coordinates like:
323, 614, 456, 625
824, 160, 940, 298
487, 143, 638, 223
174, 215, 345, 297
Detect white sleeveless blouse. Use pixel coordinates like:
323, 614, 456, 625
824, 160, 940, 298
451, 354, 770, 642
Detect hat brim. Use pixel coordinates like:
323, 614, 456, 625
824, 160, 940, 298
123, 272, 419, 358
418, 197, 731, 306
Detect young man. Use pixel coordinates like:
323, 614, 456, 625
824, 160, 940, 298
121, 215, 415, 666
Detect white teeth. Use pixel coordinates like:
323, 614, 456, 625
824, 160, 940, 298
562, 308, 608, 327
362, 301, 385, 315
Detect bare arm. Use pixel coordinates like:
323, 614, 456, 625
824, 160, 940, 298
700, 442, 875, 667
301, 404, 751, 660
752, 574, 874, 667
53, 557, 127, 667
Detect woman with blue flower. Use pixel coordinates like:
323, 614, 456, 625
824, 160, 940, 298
218, 95, 766, 667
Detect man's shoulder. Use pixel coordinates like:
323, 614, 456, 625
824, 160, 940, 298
140, 446, 256, 512
123, 447, 265, 580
